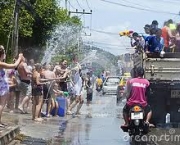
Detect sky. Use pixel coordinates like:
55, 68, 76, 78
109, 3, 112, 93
59, 0, 180, 55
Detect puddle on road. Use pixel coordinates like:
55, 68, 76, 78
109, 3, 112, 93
50, 114, 129, 145
18, 96, 130, 145
20, 136, 48, 145
49, 96, 129, 145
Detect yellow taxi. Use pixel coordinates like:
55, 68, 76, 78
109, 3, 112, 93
117, 73, 131, 102
119, 73, 131, 86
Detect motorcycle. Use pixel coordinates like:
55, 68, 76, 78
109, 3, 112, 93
96, 84, 102, 92
121, 104, 149, 145
117, 85, 125, 102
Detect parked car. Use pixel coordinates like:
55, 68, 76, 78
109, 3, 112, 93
117, 75, 131, 102
102, 76, 121, 95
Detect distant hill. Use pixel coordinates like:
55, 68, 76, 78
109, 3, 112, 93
83, 45, 118, 66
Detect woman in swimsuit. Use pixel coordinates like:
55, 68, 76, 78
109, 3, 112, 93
58, 59, 69, 91
175, 24, 180, 52
51, 83, 60, 117
32, 64, 46, 121
0, 45, 22, 127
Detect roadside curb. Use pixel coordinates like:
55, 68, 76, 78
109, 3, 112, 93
0, 125, 20, 145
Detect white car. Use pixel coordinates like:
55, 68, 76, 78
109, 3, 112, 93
102, 76, 121, 95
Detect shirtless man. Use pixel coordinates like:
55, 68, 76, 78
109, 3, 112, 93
17, 56, 32, 113
53, 59, 69, 91
25, 59, 35, 110
42, 64, 56, 117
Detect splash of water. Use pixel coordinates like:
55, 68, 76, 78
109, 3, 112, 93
41, 24, 82, 65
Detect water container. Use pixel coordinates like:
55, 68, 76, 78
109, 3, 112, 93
166, 113, 170, 124
51, 97, 66, 117
41, 103, 48, 117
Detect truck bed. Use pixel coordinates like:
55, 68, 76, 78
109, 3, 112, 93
133, 52, 180, 125
133, 52, 180, 81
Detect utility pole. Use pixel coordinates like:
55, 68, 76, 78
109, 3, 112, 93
65, 0, 67, 9
69, 9, 92, 60
13, 0, 20, 57
65, 0, 68, 14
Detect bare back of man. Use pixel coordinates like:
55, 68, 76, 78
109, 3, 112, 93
42, 65, 56, 117
17, 58, 32, 113
43, 70, 56, 79
18, 61, 31, 81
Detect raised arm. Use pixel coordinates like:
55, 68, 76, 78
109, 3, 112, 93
167, 27, 175, 38
0, 53, 22, 69
23, 63, 32, 75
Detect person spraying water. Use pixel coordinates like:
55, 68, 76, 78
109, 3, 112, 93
119, 30, 134, 37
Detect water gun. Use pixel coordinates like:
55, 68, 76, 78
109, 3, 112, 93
119, 30, 133, 37
63, 92, 69, 97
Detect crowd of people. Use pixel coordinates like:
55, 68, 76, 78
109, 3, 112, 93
130, 19, 180, 53
121, 19, 180, 128
0, 45, 102, 126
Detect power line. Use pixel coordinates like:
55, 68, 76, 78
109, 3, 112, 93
152, 0, 180, 4
143, 0, 180, 7
86, 0, 91, 10
90, 29, 118, 35
76, 0, 83, 10
85, 44, 125, 49
89, 13, 93, 33
121, 0, 151, 9
83, 41, 130, 48
83, 13, 86, 26
88, 41, 130, 47
90, 28, 146, 37
100, 0, 179, 15
84, 38, 131, 49
68, 0, 76, 10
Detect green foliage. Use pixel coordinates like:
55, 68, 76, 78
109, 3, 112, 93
31, 0, 69, 45
19, 7, 34, 37
51, 44, 79, 65
0, 0, 15, 46
0, 0, 82, 58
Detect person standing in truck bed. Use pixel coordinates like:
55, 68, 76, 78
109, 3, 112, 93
175, 23, 180, 52
131, 32, 145, 53
161, 21, 175, 52
145, 28, 164, 53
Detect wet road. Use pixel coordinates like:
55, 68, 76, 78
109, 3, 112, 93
5, 92, 179, 145
52, 93, 130, 145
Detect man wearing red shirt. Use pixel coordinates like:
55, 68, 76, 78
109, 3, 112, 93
122, 67, 153, 127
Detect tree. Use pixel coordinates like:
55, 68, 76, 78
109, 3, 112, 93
51, 44, 80, 65
0, 0, 82, 60
0, 1, 16, 46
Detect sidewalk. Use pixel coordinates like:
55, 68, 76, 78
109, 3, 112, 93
1, 109, 76, 145
0, 112, 20, 145
1, 89, 87, 144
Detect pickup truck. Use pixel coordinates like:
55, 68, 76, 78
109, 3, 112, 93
133, 52, 180, 126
